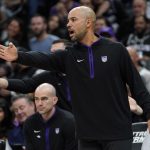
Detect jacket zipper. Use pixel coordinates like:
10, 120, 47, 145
45, 127, 50, 150
88, 47, 95, 79
66, 82, 71, 101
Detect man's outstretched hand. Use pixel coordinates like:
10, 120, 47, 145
0, 43, 18, 61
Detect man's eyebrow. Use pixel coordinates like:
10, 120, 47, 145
68, 17, 77, 20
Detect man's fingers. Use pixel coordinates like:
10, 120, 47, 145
0, 44, 6, 50
0, 49, 5, 54
0, 55, 6, 61
0, 45, 6, 54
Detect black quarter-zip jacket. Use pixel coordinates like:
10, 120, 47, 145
17, 37, 150, 140
23, 107, 77, 150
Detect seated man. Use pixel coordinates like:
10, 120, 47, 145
23, 83, 77, 150
8, 94, 35, 149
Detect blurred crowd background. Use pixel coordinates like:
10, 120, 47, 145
0, 0, 150, 150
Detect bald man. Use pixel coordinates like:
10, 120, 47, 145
1, 6, 150, 150
23, 83, 77, 150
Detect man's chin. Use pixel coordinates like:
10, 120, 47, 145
19, 119, 26, 124
38, 111, 45, 114
34, 32, 43, 37
70, 36, 77, 41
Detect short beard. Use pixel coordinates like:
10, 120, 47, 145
70, 36, 77, 41
71, 30, 86, 42
33, 30, 44, 37
136, 28, 146, 38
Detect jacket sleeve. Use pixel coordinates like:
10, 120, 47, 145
63, 116, 77, 150
119, 43, 150, 120
16, 50, 67, 73
7, 71, 55, 93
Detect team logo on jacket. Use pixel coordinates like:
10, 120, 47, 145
36, 135, 41, 139
55, 128, 60, 134
34, 130, 40, 133
101, 56, 108, 62
77, 59, 84, 63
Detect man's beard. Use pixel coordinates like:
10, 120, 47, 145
136, 28, 146, 38
33, 30, 44, 37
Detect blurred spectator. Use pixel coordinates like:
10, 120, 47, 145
0, 63, 11, 78
127, 46, 150, 94
133, 0, 146, 17
121, 0, 133, 16
93, 0, 127, 32
1, 0, 22, 18
99, 26, 117, 42
1, 18, 29, 49
0, 98, 12, 150
29, 15, 59, 53
48, 15, 68, 39
93, 0, 110, 16
50, 0, 80, 30
27, 0, 57, 18
50, 2, 68, 21
80, 0, 93, 9
24, 83, 77, 150
117, 0, 147, 42
0, 63, 12, 104
126, 15, 150, 58
27, 0, 44, 17
8, 94, 35, 149
59, 0, 80, 12
94, 16, 108, 34
0, 0, 27, 23
0, 7, 5, 22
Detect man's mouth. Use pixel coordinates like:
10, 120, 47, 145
69, 30, 75, 37
38, 107, 44, 111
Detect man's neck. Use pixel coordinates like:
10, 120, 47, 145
79, 32, 99, 46
42, 107, 56, 122
36, 32, 48, 41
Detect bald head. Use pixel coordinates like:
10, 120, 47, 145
69, 6, 96, 25
67, 6, 97, 42
35, 83, 56, 97
34, 83, 58, 119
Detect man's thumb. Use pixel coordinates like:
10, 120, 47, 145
8, 42, 14, 48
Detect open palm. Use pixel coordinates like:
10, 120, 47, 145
0, 43, 18, 61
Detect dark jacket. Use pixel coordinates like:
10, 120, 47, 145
23, 107, 77, 150
17, 37, 150, 140
8, 124, 24, 147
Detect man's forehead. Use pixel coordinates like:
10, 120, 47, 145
13, 98, 27, 104
68, 11, 78, 18
35, 92, 50, 98
68, 9, 84, 17
35, 95, 48, 98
